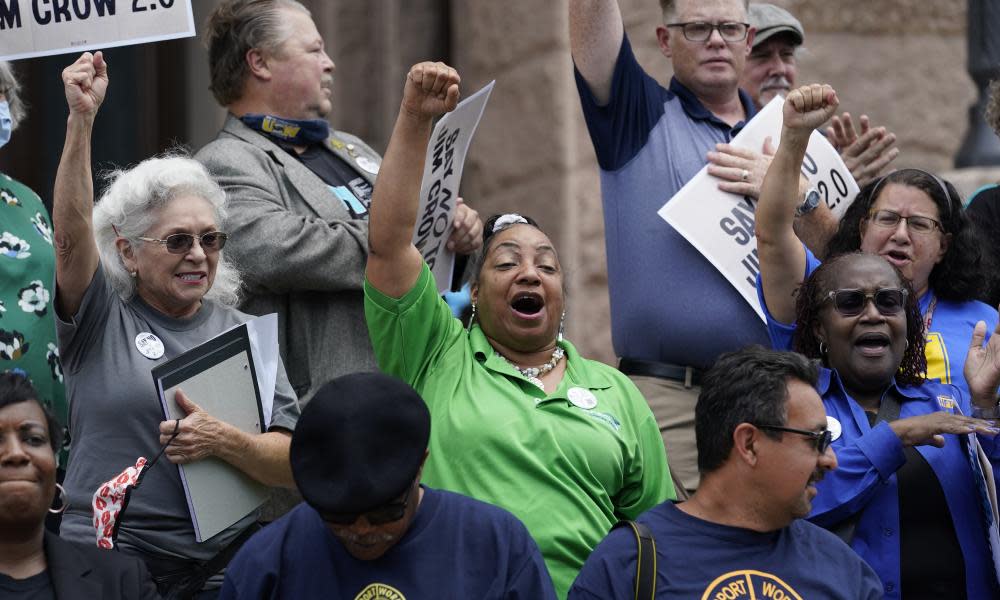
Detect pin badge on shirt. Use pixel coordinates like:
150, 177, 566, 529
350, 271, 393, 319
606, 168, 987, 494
937, 395, 956, 411
568, 387, 598, 410
135, 332, 164, 360
355, 156, 380, 175
826, 415, 842, 442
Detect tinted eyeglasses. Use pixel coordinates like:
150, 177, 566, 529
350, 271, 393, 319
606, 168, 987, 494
822, 288, 908, 317
867, 209, 942, 235
665, 21, 750, 42
757, 425, 834, 455
137, 231, 228, 254
321, 485, 413, 526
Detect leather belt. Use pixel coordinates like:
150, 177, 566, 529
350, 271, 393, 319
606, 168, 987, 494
619, 357, 702, 388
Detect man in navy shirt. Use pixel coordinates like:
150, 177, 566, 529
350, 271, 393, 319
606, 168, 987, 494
569, 347, 882, 599
220, 372, 557, 600
569, 0, 840, 498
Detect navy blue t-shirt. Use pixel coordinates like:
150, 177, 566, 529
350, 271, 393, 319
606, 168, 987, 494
568, 501, 882, 599
220, 487, 557, 600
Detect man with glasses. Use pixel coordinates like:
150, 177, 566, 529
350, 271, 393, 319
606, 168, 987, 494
569, 346, 882, 599
220, 372, 557, 599
570, 0, 792, 498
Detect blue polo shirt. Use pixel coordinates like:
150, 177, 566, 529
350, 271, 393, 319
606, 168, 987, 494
574, 33, 768, 369
807, 368, 1000, 599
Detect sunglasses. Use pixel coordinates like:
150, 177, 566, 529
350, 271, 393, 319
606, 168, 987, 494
822, 288, 907, 317
321, 485, 413, 526
757, 425, 834, 455
137, 231, 228, 254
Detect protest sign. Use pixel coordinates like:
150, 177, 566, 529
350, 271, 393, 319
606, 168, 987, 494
0, 0, 194, 61
658, 96, 860, 321
414, 79, 495, 293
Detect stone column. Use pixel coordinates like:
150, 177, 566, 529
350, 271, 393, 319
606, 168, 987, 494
955, 0, 1000, 167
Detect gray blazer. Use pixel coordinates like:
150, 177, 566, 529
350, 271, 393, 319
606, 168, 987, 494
195, 116, 382, 404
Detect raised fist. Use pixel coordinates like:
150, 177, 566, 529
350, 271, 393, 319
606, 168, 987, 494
62, 51, 108, 117
783, 84, 838, 133
400, 61, 460, 121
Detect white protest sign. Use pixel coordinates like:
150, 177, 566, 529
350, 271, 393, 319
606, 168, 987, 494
0, 0, 194, 61
414, 79, 495, 293
658, 96, 860, 321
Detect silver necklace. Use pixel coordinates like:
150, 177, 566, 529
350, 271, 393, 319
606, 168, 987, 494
496, 346, 565, 389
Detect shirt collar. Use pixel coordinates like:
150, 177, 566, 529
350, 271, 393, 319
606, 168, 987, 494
817, 365, 926, 401
668, 77, 756, 134
469, 325, 612, 391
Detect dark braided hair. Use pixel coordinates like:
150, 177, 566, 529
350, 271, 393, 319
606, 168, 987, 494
791, 252, 926, 387
825, 169, 986, 302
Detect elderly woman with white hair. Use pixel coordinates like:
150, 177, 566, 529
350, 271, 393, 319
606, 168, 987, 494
0, 60, 68, 469
54, 52, 299, 598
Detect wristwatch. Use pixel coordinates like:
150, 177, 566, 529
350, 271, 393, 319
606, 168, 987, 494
972, 397, 1000, 420
795, 187, 821, 217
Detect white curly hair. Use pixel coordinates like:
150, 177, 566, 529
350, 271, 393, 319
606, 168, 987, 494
92, 154, 242, 306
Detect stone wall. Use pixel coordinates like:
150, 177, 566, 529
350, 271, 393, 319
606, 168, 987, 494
313, 0, 978, 364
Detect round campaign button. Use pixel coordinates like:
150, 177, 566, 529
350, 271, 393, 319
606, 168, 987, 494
135, 332, 164, 360
827, 415, 842, 442
568, 387, 597, 410
356, 156, 380, 175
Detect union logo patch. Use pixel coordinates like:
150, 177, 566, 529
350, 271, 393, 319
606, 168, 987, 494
701, 570, 802, 600
354, 583, 406, 600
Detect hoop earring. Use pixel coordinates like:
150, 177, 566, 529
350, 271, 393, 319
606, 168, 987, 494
49, 483, 68, 514
467, 303, 477, 332
905, 339, 909, 351
818, 342, 828, 356
557, 311, 566, 343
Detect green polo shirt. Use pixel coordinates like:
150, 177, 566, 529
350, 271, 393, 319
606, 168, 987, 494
365, 265, 673, 598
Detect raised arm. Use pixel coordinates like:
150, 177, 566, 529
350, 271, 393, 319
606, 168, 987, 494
569, 0, 624, 106
366, 62, 461, 298
53, 52, 107, 319
756, 84, 838, 323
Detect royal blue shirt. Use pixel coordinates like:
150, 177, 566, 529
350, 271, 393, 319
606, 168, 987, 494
568, 501, 881, 599
574, 34, 768, 369
219, 487, 557, 600
755, 245, 998, 396
807, 368, 1000, 599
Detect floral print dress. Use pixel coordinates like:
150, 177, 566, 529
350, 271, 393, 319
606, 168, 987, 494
1, 173, 67, 463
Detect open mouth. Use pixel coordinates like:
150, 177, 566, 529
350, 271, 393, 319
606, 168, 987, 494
510, 292, 544, 319
854, 332, 891, 356
176, 273, 206, 284
883, 249, 911, 265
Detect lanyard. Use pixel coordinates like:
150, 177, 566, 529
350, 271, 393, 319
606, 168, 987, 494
924, 294, 938, 332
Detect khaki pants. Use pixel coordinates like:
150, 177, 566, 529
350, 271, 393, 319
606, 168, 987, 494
627, 374, 701, 499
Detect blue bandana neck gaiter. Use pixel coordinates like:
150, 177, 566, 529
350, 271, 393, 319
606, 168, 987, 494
240, 113, 330, 146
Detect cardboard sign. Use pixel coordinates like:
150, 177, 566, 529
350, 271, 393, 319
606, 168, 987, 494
658, 96, 860, 321
414, 80, 494, 293
0, 0, 194, 61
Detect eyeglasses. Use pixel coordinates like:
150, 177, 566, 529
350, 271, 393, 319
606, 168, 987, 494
665, 21, 750, 42
321, 485, 413, 526
822, 288, 908, 317
137, 231, 228, 254
867, 209, 942, 235
757, 425, 834, 455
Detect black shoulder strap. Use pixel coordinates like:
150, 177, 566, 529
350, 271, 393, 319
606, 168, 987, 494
612, 520, 657, 600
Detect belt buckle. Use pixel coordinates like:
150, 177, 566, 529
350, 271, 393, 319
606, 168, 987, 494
683, 366, 693, 389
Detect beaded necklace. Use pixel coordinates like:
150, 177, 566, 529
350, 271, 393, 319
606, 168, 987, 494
496, 346, 565, 390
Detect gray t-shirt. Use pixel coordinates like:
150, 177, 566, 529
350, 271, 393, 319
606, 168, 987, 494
57, 265, 299, 562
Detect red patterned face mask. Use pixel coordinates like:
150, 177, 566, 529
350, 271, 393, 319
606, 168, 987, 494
90, 421, 180, 549
92, 457, 149, 549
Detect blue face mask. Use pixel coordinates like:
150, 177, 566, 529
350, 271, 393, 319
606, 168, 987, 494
0, 100, 11, 149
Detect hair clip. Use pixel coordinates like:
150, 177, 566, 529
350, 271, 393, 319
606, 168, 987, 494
492, 213, 528, 233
